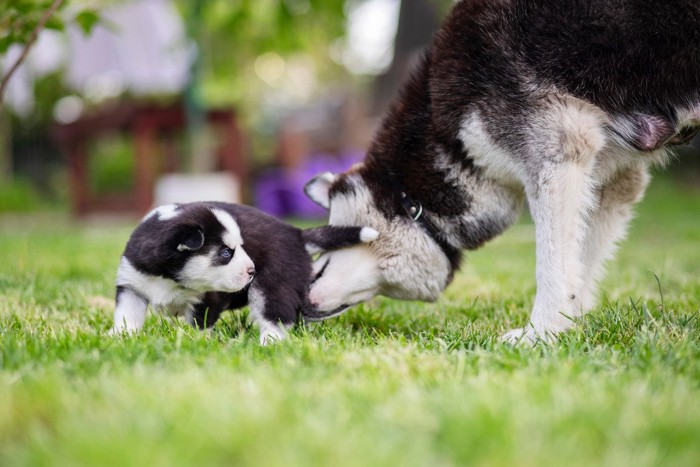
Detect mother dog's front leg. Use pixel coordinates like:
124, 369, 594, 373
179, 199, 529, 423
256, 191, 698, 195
502, 99, 606, 344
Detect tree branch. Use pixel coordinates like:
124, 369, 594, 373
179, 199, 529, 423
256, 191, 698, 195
0, 0, 66, 107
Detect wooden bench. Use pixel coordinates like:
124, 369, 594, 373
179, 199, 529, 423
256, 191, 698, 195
52, 101, 247, 216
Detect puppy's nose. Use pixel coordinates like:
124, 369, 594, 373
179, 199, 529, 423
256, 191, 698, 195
247, 267, 256, 277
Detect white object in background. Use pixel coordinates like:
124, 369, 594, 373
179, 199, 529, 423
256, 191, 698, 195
154, 173, 241, 207
64, 0, 191, 97
2, 0, 191, 116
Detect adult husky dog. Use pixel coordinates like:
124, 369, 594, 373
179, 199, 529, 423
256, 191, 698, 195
303, 0, 700, 342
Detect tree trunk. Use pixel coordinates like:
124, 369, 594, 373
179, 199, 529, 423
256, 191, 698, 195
371, 0, 440, 115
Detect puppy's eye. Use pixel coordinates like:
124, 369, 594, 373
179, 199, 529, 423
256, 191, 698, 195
220, 247, 234, 259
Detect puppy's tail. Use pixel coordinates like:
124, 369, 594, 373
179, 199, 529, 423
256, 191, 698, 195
302, 226, 379, 255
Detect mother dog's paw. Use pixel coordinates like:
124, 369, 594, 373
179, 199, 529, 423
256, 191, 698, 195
501, 327, 535, 345
501, 325, 558, 345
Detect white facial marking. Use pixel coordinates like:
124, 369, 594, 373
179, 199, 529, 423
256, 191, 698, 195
178, 246, 254, 293
308, 178, 384, 312
309, 246, 382, 312
211, 208, 243, 249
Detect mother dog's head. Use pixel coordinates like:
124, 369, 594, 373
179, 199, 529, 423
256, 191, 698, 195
303, 166, 458, 320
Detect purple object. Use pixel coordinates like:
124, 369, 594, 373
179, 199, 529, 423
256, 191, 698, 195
255, 151, 363, 218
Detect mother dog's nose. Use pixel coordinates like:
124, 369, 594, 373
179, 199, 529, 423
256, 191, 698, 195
247, 267, 256, 277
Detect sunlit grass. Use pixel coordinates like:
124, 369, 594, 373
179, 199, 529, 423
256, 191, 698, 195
0, 177, 699, 466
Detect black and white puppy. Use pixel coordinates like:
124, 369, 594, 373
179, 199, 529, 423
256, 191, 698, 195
111, 202, 378, 344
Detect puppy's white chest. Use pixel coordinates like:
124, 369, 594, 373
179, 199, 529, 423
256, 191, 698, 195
116, 257, 200, 309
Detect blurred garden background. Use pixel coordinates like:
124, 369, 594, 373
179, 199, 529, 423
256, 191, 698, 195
2, 0, 699, 219
0, 0, 462, 218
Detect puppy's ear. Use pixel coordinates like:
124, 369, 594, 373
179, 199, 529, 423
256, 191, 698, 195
302, 226, 379, 254
176, 226, 205, 252
304, 172, 337, 209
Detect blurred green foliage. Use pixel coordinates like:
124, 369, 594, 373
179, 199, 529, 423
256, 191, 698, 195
0, 0, 101, 54
0, 1, 460, 201
0, 1, 67, 55
165, 0, 361, 169
0, 1, 102, 122
176, 0, 349, 106
0, 177, 41, 212
88, 134, 135, 195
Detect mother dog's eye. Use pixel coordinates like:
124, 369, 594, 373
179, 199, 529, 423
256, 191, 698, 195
311, 258, 330, 284
220, 247, 234, 259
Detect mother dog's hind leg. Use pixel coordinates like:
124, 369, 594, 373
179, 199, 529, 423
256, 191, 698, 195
579, 165, 650, 312
502, 98, 606, 344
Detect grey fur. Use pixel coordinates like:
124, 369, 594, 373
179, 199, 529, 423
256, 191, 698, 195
303, 0, 699, 343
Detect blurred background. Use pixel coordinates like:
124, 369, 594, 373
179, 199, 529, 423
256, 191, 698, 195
0, 0, 697, 220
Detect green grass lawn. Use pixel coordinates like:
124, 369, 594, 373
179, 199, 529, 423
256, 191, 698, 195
1, 177, 699, 467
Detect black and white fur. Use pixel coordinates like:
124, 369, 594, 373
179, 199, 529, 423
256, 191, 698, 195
112, 202, 378, 344
303, 0, 700, 343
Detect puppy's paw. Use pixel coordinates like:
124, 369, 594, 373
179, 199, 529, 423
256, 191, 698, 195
360, 227, 379, 242
259, 325, 286, 346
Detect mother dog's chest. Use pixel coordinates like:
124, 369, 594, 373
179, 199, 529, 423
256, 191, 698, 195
457, 113, 526, 188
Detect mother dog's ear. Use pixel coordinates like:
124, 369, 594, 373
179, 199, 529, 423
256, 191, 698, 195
176, 225, 205, 252
304, 172, 338, 209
